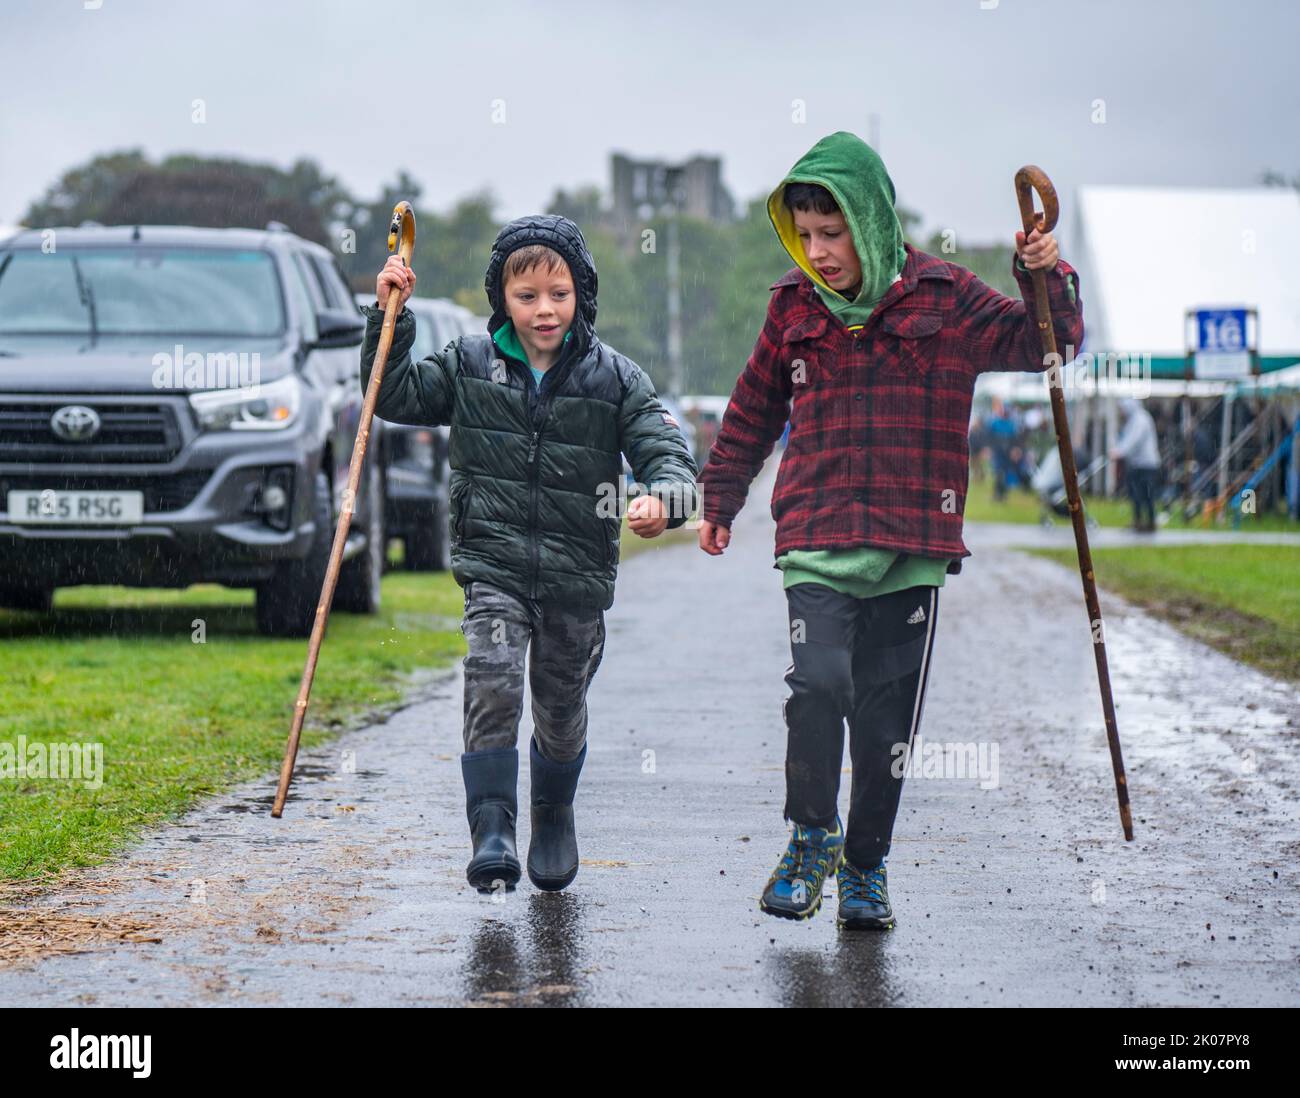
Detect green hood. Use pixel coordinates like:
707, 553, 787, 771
767, 131, 907, 326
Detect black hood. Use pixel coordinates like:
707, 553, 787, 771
483, 214, 599, 351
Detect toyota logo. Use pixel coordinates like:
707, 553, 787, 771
50, 405, 101, 442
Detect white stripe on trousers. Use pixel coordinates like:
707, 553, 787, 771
903, 587, 939, 756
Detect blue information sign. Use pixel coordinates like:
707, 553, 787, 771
1192, 308, 1253, 379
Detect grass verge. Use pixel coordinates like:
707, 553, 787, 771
0, 568, 464, 883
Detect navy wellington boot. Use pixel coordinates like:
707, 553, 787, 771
527, 737, 586, 892
461, 747, 522, 893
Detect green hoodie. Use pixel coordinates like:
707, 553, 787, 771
769, 132, 953, 595
767, 130, 907, 327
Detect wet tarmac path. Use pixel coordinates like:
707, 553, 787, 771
2, 463, 1297, 1006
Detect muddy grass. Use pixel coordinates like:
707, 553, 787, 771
1027, 545, 1300, 684
1134, 596, 1298, 683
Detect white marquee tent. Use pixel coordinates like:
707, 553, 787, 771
1064, 184, 1300, 375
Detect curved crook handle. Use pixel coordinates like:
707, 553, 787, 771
387, 200, 417, 266
1014, 166, 1058, 237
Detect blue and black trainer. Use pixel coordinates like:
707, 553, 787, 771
759, 817, 844, 921
836, 859, 895, 931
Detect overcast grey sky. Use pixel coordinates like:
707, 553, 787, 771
3, 0, 1298, 247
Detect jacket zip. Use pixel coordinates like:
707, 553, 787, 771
454, 476, 473, 545
526, 426, 541, 598
518, 335, 582, 600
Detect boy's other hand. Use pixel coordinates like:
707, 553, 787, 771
1015, 227, 1059, 271
698, 520, 730, 555
376, 255, 416, 308
627, 494, 668, 538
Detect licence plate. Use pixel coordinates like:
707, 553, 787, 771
7, 490, 145, 525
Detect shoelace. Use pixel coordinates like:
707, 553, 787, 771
775, 825, 838, 884
839, 863, 887, 903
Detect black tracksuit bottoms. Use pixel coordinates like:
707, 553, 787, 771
782, 582, 941, 872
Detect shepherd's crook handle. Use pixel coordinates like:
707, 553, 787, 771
1015, 165, 1059, 238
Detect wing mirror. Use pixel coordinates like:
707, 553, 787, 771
312, 308, 366, 349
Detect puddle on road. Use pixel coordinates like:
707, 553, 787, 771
214, 765, 384, 814
1105, 612, 1296, 751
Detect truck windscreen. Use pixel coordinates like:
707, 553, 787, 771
0, 248, 285, 338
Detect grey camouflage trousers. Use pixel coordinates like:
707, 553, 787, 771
459, 580, 606, 763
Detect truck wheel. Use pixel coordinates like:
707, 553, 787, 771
0, 585, 54, 613
335, 458, 384, 614
256, 471, 331, 638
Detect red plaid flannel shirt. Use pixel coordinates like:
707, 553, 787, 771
700, 243, 1084, 570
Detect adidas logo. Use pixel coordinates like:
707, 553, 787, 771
906, 605, 926, 624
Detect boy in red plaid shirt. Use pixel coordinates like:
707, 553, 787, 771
698, 131, 1083, 930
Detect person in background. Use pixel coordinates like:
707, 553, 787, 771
1110, 397, 1161, 532
986, 399, 1019, 501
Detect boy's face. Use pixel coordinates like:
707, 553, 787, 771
503, 261, 576, 364
792, 207, 862, 295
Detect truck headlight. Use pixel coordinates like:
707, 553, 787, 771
189, 375, 301, 431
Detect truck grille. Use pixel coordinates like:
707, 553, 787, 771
0, 400, 183, 463
0, 471, 211, 513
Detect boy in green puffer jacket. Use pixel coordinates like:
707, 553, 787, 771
361, 214, 698, 895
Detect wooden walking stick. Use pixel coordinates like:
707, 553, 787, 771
1014, 166, 1134, 841
271, 201, 416, 818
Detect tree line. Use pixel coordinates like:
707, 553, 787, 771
19, 150, 1018, 395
